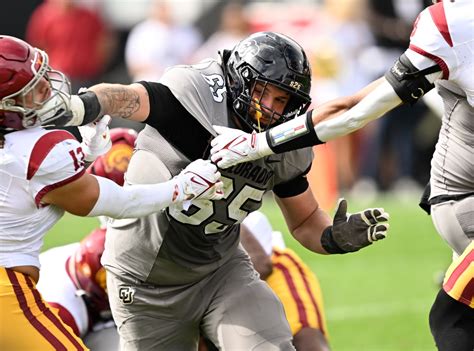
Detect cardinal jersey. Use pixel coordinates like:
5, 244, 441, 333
0, 128, 85, 268
406, 0, 474, 199
37, 243, 90, 336
102, 58, 313, 285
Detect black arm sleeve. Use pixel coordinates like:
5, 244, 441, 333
273, 165, 311, 198
266, 111, 325, 154
384, 53, 441, 105
139, 81, 213, 160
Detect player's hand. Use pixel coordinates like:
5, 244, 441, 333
173, 159, 224, 202
210, 125, 272, 168
78, 115, 112, 162
330, 198, 390, 253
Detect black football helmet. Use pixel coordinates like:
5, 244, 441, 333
224, 31, 312, 132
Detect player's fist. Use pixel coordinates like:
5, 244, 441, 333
78, 115, 112, 162
173, 159, 224, 202
210, 125, 271, 168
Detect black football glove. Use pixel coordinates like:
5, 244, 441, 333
321, 198, 390, 254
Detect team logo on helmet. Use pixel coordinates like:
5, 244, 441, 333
237, 39, 259, 58
104, 143, 134, 174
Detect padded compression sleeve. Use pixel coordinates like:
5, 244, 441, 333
87, 176, 177, 218
385, 53, 440, 104
314, 79, 402, 142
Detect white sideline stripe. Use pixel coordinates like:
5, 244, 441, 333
327, 298, 428, 321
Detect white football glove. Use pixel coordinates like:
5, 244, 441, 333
210, 125, 273, 169
172, 159, 224, 203
323, 198, 390, 253
78, 115, 112, 162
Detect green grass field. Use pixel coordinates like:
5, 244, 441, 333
43, 194, 450, 351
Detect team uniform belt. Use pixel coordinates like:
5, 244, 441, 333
429, 192, 474, 205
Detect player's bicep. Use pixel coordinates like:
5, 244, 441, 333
42, 173, 100, 216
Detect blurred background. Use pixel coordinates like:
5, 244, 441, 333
3, 0, 449, 349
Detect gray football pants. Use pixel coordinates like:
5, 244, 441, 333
107, 248, 295, 351
431, 196, 474, 258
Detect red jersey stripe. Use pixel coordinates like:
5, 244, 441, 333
35, 168, 85, 207
27, 130, 76, 180
274, 262, 309, 328
26, 276, 86, 350
429, 2, 453, 47
275, 250, 326, 335
459, 278, 474, 307
6, 269, 67, 351
47, 302, 81, 337
444, 250, 474, 292
409, 44, 450, 79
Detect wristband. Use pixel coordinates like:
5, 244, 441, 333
78, 91, 103, 126
320, 226, 347, 254
265, 111, 324, 154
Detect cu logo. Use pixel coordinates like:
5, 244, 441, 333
118, 286, 135, 304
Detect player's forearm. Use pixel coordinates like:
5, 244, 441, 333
262, 78, 399, 154
314, 78, 402, 141
88, 83, 145, 121
87, 176, 177, 219
288, 208, 332, 255
312, 77, 386, 125
62, 83, 149, 127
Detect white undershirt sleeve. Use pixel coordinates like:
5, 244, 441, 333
314, 79, 403, 142
87, 175, 177, 219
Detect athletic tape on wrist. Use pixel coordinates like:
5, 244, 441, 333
265, 111, 324, 154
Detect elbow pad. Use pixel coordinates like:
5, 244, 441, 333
384, 54, 441, 105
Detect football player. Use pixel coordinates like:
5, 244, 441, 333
241, 211, 330, 351
53, 31, 390, 350
209, 2, 473, 349
429, 241, 474, 351
36, 128, 136, 350
0, 36, 223, 350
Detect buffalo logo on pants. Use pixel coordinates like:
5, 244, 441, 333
118, 286, 135, 304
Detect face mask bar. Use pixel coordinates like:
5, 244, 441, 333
0, 49, 72, 129
234, 76, 311, 132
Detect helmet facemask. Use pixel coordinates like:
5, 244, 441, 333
0, 49, 72, 130
225, 32, 312, 133
230, 65, 311, 132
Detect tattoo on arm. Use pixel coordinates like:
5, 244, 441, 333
95, 85, 141, 120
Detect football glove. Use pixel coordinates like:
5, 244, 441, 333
210, 125, 272, 168
172, 159, 224, 203
321, 198, 390, 254
78, 115, 112, 162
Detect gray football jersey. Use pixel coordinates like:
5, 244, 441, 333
430, 83, 474, 199
102, 59, 313, 285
